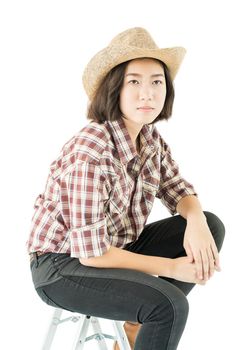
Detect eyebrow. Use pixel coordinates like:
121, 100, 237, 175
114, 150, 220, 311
125, 73, 164, 78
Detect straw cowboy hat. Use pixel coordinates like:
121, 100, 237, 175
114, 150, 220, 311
82, 27, 186, 100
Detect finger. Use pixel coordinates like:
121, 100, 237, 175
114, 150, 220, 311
193, 251, 203, 280
207, 246, 215, 278
196, 279, 206, 286
211, 243, 221, 271
194, 265, 206, 285
185, 244, 194, 263
200, 249, 210, 281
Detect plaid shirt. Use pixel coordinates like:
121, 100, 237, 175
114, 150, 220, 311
26, 118, 197, 258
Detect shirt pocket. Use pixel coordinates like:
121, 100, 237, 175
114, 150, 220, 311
142, 167, 160, 195
108, 184, 130, 215
142, 169, 160, 210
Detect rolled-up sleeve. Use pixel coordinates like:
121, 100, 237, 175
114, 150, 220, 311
60, 161, 110, 258
156, 139, 198, 215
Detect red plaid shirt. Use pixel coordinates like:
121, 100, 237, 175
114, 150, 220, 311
26, 118, 197, 258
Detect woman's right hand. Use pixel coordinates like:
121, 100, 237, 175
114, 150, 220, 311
171, 257, 207, 285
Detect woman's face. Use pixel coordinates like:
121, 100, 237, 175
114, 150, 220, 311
119, 58, 166, 126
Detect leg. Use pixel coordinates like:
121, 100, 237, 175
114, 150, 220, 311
124, 211, 225, 295
34, 254, 189, 350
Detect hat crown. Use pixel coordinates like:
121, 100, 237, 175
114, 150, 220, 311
110, 27, 158, 50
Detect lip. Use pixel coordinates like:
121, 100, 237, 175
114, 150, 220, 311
137, 106, 154, 111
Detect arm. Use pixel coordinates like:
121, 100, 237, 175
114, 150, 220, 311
79, 245, 206, 285
156, 137, 220, 282
176, 193, 206, 221
177, 195, 221, 281
60, 162, 111, 258
80, 246, 173, 277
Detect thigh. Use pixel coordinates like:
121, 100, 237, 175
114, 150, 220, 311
38, 258, 187, 324
124, 214, 186, 258
125, 211, 225, 258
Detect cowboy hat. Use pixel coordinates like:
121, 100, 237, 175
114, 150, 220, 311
82, 27, 186, 100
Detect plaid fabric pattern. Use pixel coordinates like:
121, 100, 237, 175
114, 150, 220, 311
26, 118, 197, 258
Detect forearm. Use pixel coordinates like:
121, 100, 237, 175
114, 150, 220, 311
79, 246, 173, 278
176, 195, 206, 222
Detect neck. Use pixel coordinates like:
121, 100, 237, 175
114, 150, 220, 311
122, 117, 143, 147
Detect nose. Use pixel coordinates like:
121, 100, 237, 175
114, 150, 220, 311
139, 84, 153, 100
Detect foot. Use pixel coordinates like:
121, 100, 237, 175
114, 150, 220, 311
113, 321, 141, 350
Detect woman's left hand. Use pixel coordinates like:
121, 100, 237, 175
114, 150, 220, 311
183, 217, 221, 282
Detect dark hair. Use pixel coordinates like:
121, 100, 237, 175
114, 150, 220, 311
87, 58, 175, 124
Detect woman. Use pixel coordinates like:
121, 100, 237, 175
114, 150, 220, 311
26, 27, 225, 350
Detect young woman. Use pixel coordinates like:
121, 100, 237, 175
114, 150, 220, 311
26, 27, 225, 350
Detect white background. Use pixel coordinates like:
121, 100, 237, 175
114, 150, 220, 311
1, 0, 244, 349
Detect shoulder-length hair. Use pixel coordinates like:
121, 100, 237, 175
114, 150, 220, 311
87, 58, 175, 124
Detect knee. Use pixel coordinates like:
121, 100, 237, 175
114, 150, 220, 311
149, 290, 189, 325
203, 211, 225, 251
174, 291, 189, 319
166, 291, 189, 327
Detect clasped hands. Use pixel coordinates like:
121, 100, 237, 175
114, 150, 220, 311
181, 217, 221, 284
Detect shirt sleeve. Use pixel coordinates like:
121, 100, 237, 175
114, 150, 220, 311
156, 138, 198, 215
60, 161, 110, 258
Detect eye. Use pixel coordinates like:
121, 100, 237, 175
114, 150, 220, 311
128, 79, 139, 85
153, 80, 163, 85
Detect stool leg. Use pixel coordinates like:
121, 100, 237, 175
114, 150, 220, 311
72, 315, 91, 350
112, 321, 131, 350
90, 317, 108, 350
42, 308, 63, 350
73, 316, 109, 350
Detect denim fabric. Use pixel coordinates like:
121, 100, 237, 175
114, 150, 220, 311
30, 211, 225, 350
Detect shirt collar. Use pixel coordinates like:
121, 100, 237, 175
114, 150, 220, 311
106, 117, 159, 164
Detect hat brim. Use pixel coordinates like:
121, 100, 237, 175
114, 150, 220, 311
83, 46, 186, 100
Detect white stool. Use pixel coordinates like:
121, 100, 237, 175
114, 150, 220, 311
42, 307, 131, 350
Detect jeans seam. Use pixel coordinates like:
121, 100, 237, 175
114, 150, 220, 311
166, 310, 176, 350
144, 298, 175, 350
70, 270, 183, 302
149, 321, 157, 350
60, 275, 156, 308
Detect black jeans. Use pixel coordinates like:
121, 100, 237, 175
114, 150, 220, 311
30, 211, 225, 350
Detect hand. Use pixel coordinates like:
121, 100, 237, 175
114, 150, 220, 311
171, 257, 206, 285
183, 216, 221, 282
